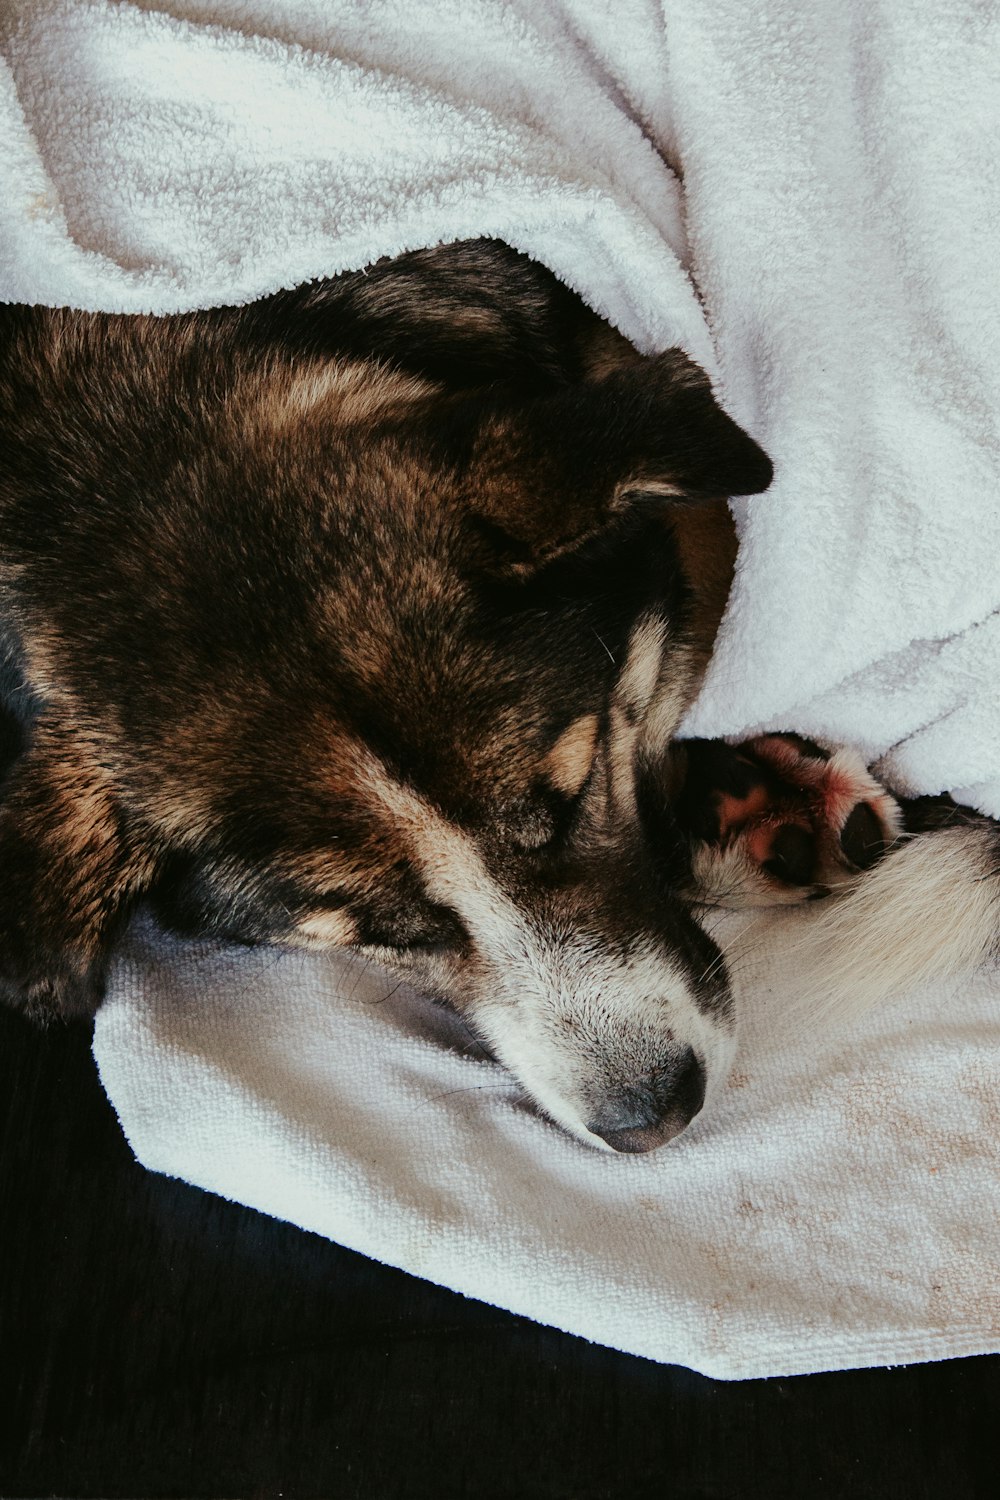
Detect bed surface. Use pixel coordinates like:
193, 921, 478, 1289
2, 1007, 995, 1500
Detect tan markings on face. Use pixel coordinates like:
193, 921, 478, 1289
355, 752, 507, 932
287, 909, 359, 949
315, 741, 737, 1148
638, 642, 696, 756
544, 713, 600, 796
603, 615, 671, 815
606, 705, 640, 816
617, 615, 669, 720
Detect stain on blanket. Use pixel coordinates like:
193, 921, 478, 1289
927, 1247, 1000, 1334
839, 1062, 999, 1171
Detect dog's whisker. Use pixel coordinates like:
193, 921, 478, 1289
590, 627, 617, 665
362, 976, 407, 1006
418, 1082, 510, 1111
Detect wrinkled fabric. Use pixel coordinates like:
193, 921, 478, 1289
3, 0, 999, 1376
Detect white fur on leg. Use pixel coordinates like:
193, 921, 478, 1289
721, 825, 1000, 1031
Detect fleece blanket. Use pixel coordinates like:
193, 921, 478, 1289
2, 0, 999, 1377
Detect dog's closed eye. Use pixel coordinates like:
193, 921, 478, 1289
356, 902, 468, 955
495, 713, 601, 853
501, 782, 588, 853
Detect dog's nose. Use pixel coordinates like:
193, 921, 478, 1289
587, 1047, 706, 1153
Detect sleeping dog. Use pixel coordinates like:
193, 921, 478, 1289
1, 241, 996, 1152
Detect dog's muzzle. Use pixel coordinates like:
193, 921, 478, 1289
586, 1046, 706, 1153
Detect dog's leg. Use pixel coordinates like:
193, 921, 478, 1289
668, 734, 905, 908
658, 739, 999, 1025
738, 801, 1000, 1027
0, 723, 153, 1020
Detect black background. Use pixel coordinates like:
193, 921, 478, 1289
2, 1008, 996, 1500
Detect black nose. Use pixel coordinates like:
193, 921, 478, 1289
587, 1047, 707, 1154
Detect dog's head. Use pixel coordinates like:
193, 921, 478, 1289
133, 348, 771, 1151
3, 320, 771, 1150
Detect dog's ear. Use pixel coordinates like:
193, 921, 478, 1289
459, 350, 772, 574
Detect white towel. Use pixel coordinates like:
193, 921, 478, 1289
3, 0, 1000, 1377
93, 913, 1000, 1380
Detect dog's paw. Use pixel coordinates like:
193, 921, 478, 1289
0, 936, 107, 1020
0, 924, 107, 1023
678, 734, 905, 908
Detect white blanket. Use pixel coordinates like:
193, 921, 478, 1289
93, 912, 1000, 1380
3, 0, 1000, 1377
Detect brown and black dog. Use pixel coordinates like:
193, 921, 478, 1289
1, 241, 995, 1151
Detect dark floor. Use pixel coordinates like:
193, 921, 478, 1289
1, 1007, 997, 1500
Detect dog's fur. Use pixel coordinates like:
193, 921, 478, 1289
1, 241, 997, 1151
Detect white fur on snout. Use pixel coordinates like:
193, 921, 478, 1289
466, 931, 736, 1150
362, 756, 735, 1146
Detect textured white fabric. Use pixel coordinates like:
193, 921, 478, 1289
3, 0, 1000, 1376
94, 914, 1000, 1380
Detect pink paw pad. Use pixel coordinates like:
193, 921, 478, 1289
716, 734, 904, 893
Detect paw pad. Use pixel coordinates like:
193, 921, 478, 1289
678, 734, 904, 909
